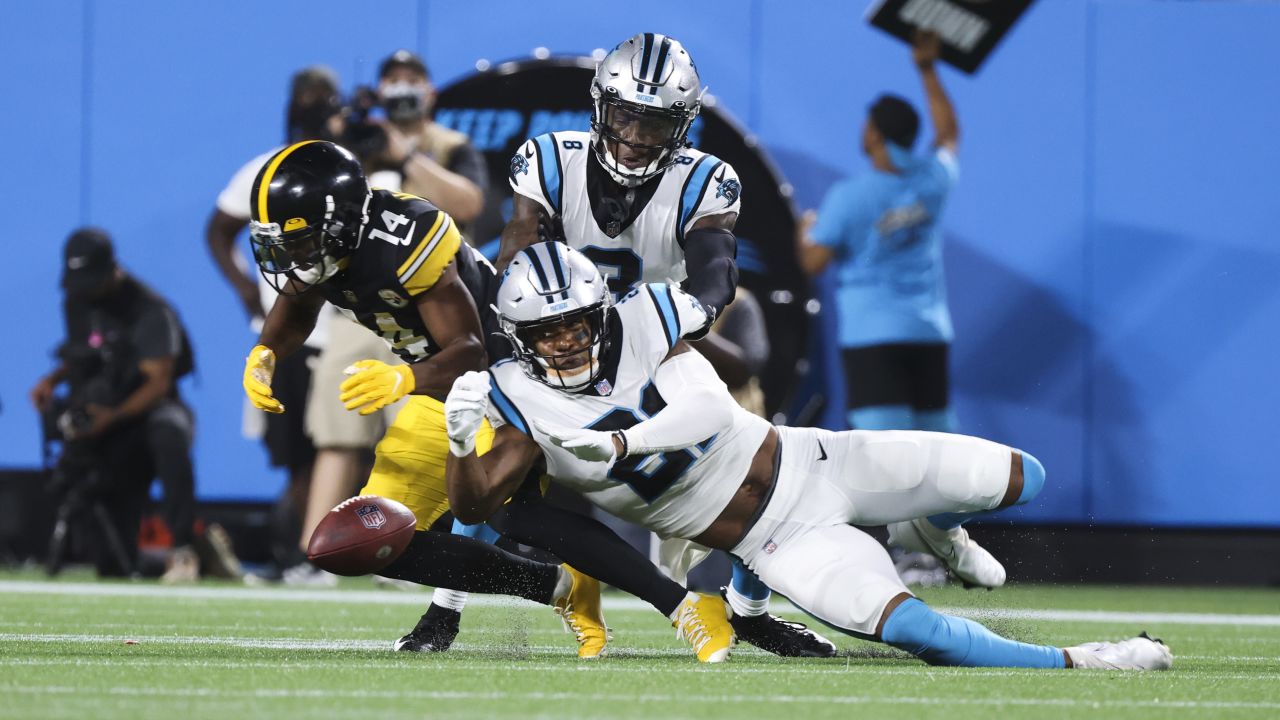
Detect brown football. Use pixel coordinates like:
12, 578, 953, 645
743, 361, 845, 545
306, 495, 417, 576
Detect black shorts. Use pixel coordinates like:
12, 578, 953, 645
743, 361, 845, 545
263, 346, 318, 471
842, 342, 950, 411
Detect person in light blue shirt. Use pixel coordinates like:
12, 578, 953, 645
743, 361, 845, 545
800, 31, 960, 434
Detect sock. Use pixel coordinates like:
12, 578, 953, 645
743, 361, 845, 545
452, 518, 502, 544
726, 560, 770, 617
881, 598, 1066, 668
430, 521, 501, 611
928, 450, 1046, 530
848, 404, 913, 430
431, 587, 468, 612
379, 530, 560, 605
551, 565, 572, 602
491, 499, 687, 617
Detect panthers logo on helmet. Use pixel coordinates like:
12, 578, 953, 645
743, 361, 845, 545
511, 151, 530, 178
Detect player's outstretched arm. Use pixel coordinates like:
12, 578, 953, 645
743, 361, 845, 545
623, 342, 737, 456
444, 372, 542, 524
409, 261, 488, 400
496, 194, 552, 272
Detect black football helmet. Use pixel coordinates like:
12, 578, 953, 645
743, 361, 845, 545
249, 140, 371, 294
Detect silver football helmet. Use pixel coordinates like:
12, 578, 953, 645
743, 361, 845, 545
590, 33, 705, 187
496, 242, 613, 391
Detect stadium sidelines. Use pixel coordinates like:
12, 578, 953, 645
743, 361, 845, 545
3, 580, 1279, 627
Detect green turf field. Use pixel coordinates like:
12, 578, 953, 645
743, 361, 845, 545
1, 572, 1277, 719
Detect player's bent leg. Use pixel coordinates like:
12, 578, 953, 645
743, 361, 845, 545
746, 523, 911, 641
491, 496, 688, 617
813, 430, 1021, 588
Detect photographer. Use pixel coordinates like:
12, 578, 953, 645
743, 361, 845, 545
30, 228, 199, 580
374, 49, 488, 228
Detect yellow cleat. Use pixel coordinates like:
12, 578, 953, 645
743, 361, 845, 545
553, 565, 608, 659
672, 592, 735, 663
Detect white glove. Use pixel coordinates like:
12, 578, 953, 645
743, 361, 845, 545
535, 420, 619, 464
445, 371, 491, 457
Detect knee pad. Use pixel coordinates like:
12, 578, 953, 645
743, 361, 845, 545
1016, 451, 1045, 506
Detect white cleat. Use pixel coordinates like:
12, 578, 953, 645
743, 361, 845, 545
887, 518, 1006, 589
1066, 632, 1173, 670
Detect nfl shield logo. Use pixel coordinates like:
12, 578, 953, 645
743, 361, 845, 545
763, 540, 778, 554
595, 378, 613, 395
357, 504, 387, 530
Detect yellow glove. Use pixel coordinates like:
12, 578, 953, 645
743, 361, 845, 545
340, 359, 415, 415
243, 344, 284, 414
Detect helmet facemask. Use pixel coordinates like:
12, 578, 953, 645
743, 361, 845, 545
502, 303, 612, 392
590, 89, 696, 187
249, 193, 367, 295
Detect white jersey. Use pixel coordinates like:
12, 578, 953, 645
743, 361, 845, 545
485, 283, 771, 539
509, 130, 742, 297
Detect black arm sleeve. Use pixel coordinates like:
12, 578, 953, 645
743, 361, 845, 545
681, 226, 739, 320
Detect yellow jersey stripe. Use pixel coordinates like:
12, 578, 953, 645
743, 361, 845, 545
256, 140, 320, 223
401, 218, 463, 296
396, 211, 447, 278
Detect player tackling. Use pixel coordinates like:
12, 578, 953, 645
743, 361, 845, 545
443, 241, 1174, 670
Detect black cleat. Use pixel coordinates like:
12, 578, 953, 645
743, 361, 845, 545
723, 593, 837, 657
393, 603, 461, 652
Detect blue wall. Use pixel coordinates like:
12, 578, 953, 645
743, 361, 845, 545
1, 0, 1276, 527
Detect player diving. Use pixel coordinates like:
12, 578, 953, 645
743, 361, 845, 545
442, 241, 1174, 671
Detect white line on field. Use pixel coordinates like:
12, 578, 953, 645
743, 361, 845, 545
3, 580, 1279, 627
0, 655, 1273, 680
2, 683, 1278, 710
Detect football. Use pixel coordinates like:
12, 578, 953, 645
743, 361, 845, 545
306, 495, 417, 576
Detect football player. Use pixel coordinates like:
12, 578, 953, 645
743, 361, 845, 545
442, 243, 1174, 671
241, 140, 736, 662
436, 32, 833, 658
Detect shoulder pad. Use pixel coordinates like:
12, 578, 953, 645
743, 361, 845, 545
677, 157, 741, 244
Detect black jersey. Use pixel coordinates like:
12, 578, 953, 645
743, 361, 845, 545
315, 189, 498, 364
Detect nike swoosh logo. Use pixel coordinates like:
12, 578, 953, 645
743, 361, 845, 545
817, 441, 828, 462
714, 167, 726, 183
523, 145, 535, 159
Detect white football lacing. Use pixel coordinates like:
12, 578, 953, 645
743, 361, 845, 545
674, 603, 713, 653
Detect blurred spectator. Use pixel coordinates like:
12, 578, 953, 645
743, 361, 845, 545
206, 66, 342, 578
798, 31, 961, 434
30, 228, 201, 580
376, 49, 488, 230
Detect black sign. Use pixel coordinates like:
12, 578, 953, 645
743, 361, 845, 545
867, 0, 1035, 74
435, 58, 808, 415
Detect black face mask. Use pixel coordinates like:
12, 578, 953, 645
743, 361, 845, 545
287, 100, 339, 143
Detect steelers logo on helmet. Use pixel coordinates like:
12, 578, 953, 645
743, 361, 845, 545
589, 33, 705, 188
248, 140, 372, 294
496, 242, 613, 392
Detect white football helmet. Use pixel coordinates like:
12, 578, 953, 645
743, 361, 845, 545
590, 33, 705, 187
496, 242, 613, 391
